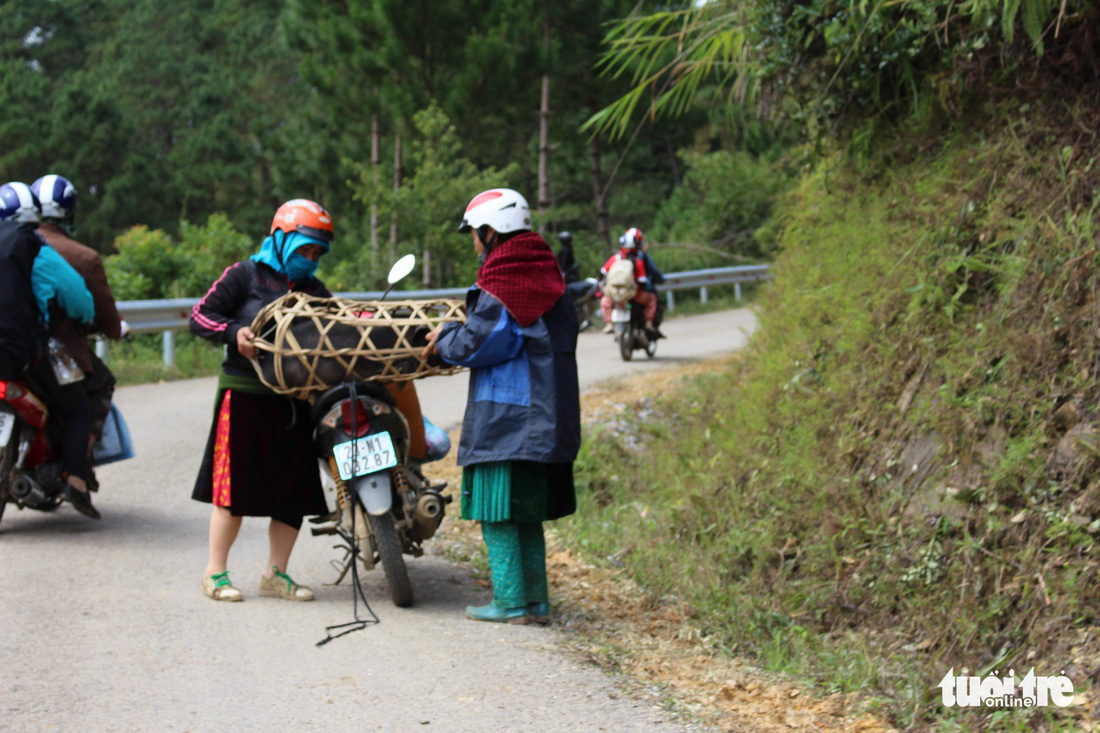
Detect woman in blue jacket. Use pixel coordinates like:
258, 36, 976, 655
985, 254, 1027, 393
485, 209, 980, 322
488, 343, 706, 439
424, 188, 581, 623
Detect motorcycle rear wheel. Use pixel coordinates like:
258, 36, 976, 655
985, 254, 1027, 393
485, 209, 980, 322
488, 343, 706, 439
368, 512, 414, 608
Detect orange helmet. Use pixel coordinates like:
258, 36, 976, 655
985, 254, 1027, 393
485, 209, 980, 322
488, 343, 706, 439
270, 199, 334, 244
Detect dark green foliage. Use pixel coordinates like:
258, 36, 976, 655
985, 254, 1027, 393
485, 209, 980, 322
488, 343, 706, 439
105, 214, 253, 300
564, 100, 1100, 727
590, 0, 1096, 142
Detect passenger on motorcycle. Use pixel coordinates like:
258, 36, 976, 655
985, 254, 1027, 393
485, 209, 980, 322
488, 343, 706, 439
189, 199, 335, 602
0, 182, 98, 519
423, 188, 581, 624
32, 174, 127, 491
599, 227, 659, 335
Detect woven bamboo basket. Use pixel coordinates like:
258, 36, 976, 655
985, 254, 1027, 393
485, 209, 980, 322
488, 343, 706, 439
249, 292, 466, 400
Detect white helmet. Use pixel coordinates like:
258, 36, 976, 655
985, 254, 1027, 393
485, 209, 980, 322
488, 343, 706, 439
458, 188, 531, 234
619, 227, 644, 250
0, 182, 41, 223
32, 174, 77, 220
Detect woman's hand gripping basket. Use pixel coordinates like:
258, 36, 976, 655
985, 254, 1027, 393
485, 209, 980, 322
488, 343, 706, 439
249, 292, 466, 400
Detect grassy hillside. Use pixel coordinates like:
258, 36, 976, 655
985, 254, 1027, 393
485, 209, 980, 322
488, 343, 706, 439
563, 99, 1100, 730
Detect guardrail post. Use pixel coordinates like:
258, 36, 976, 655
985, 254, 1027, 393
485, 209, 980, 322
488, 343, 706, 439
96, 337, 109, 365
163, 330, 175, 368
665, 290, 675, 312
700, 286, 708, 304
735, 283, 742, 302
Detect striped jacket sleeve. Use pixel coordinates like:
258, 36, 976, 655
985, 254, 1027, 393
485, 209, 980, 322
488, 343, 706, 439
189, 262, 248, 345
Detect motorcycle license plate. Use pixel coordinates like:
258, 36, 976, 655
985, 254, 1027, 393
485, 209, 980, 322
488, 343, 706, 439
333, 432, 398, 481
611, 308, 630, 323
0, 409, 13, 447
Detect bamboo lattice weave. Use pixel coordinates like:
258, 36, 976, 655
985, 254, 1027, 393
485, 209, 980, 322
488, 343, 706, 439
249, 293, 466, 400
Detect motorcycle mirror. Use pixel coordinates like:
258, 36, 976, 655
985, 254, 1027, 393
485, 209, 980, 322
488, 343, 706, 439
387, 254, 416, 285
380, 254, 416, 302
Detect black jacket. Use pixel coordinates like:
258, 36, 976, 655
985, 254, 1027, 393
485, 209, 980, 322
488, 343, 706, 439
0, 221, 44, 372
189, 259, 330, 377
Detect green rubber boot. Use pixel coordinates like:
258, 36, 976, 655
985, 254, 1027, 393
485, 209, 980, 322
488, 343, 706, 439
465, 603, 527, 623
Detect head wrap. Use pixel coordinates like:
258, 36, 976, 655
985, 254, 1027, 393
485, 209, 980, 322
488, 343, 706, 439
476, 231, 565, 327
251, 230, 329, 277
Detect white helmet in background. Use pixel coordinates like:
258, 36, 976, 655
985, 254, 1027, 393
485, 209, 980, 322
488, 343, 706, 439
31, 174, 78, 220
619, 227, 644, 250
458, 188, 531, 234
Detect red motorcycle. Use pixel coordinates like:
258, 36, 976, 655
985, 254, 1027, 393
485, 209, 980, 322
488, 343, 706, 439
0, 376, 133, 526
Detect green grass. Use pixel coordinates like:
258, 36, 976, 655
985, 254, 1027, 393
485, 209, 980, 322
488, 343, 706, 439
559, 101, 1100, 730
105, 332, 224, 386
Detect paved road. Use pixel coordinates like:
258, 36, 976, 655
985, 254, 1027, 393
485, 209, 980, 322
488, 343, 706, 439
0, 308, 756, 733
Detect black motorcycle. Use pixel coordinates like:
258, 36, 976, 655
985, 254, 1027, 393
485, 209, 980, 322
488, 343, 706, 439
611, 299, 663, 361
566, 270, 600, 332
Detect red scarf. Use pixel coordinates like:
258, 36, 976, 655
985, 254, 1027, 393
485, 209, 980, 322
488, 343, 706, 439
477, 231, 565, 327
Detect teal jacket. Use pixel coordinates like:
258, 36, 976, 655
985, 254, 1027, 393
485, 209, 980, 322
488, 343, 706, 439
33, 243, 94, 325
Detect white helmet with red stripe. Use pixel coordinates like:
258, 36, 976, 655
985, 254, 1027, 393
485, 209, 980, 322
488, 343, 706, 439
458, 188, 531, 234
619, 227, 644, 250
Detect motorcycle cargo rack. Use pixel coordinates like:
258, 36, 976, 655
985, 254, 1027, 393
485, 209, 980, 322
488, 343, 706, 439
249, 293, 467, 401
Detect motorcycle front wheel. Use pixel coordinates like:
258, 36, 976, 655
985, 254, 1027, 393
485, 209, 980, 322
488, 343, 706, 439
0, 442, 15, 529
368, 512, 413, 607
618, 327, 634, 361
575, 299, 593, 332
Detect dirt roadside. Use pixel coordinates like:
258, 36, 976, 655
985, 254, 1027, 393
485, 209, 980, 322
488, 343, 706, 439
431, 356, 898, 733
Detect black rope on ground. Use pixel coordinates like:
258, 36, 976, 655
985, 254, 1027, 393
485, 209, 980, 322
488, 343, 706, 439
317, 381, 380, 646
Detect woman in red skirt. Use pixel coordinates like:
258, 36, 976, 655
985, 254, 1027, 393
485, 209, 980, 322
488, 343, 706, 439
189, 200, 334, 602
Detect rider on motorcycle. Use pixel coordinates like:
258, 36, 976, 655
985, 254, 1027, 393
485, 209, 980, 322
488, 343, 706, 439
556, 230, 579, 284
599, 227, 659, 335
32, 174, 127, 490
0, 182, 99, 519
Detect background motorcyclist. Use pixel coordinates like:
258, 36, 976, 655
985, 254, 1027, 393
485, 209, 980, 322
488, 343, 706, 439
599, 227, 659, 335
0, 182, 99, 519
556, 230, 579, 284
639, 238, 665, 294
32, 174, 127, 491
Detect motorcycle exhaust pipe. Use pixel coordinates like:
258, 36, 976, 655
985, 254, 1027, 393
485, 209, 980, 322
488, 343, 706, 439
415, 493, 443, 524
412, 492, 445, 539
10, 474, 53, 509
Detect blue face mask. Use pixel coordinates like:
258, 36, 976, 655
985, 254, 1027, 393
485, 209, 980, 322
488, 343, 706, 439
285, 252, 320, 281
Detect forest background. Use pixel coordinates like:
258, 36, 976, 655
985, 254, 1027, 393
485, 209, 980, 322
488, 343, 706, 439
0, 0, 786, 297
6, 0, 1100, 729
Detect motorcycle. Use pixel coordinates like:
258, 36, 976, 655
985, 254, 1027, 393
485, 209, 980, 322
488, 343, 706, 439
611, 300, 660, 361
566, 275, 600, 332
307, 254, 451, 608
0, 376, 134, 527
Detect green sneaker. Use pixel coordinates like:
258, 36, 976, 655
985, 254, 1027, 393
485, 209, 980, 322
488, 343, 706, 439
202, 571, 242, 602
259, 566, 314, 601
465, 603, 527, 623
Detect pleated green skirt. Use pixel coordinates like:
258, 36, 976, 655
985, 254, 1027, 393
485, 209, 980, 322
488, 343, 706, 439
461, 460, 576, 523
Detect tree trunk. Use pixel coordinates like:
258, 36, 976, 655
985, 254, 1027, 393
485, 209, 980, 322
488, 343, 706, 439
390, 129, 402, 263
422, 247, 431, 287
588, 124, 610, 247
370, 105, 380, 278
537, 15, 551, 227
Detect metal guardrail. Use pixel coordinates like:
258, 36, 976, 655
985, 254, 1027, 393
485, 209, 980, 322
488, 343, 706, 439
106, 264, 771, 366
